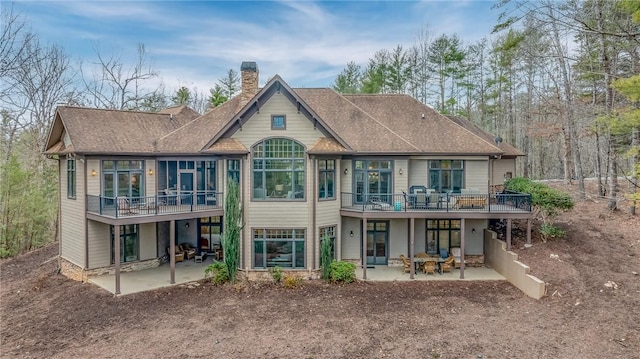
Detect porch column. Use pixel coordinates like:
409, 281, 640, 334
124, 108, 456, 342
114, 225, 121, 295
170, 220, 176, 284
362, 218, 367, 280
506, 218, 512, 251
526, 219, 532, 246
460, 219, 465, 279
409, 218, 415, 279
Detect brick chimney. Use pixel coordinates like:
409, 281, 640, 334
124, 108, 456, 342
240, 61, 259, 107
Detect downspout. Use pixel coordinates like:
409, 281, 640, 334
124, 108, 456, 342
58, 159, 63, 272
311, 155, 316, 271
84, 156, 89, 271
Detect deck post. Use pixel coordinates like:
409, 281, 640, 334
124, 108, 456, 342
362, 218, 367, 280
526, 219, 532, 246
409, 218, 415, 279
170, 220, 176, 284
460, 219, 465, 279
114, 225, 121, 295
506, 218, 512, 251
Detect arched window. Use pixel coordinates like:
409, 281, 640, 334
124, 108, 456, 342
252, 138, 305, 200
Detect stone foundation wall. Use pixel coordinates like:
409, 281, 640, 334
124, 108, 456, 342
239, 268, 321, 282
59, 257, 162, 282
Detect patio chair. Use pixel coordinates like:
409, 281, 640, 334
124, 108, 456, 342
180, 243, 197, 260
440, 256, 454, 273
399, 254, 411, 273
415, 252, 429, 271
423, 260, 436, 275
116, 197, 132, 215
167, 246, 185, 262
451, 247, 463, 269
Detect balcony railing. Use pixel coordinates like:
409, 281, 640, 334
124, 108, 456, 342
340, 192, 532, 213
87, 191, 223, 218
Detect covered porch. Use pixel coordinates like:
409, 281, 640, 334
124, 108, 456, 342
89, 258, 213, 295
355, 265, 505, 281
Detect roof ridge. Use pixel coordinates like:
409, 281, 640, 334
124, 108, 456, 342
446, 115, 503, 153
156, 99, 237, 142
58, 105, 166, 116
339, 94, 421, 152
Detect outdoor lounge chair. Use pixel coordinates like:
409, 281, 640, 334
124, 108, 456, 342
180, 243, 197, 260
167, 246, 185, 262
116, 197, 132, 215
451, 247, 463, 269
415, 252, 429, 271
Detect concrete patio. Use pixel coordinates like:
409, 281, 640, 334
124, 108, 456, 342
356, 265, 505, 281
89, 258, 214, 295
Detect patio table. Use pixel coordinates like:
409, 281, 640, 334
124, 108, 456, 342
413, 257, 445, 273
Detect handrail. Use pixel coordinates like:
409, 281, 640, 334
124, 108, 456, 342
86, 191, 223, 217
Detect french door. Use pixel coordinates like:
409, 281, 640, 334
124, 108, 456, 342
365, 220, 389, 265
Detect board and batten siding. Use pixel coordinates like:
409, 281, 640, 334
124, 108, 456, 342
60, 158, 86, 267
465, 160, 489, 192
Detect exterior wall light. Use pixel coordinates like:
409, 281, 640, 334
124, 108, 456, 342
344, 168, 348, 175
91, 169, 96, 176
148, 169, 154, 176
349, 230, 354, 237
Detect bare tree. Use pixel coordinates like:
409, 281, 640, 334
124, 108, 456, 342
81, 43, 158, 110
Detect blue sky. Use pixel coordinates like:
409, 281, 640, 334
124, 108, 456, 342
10, 1, 499, 91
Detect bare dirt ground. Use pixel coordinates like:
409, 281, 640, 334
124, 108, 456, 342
1, 182, 639, 359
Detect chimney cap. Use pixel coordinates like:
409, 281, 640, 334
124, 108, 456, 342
241, 61, 258, 72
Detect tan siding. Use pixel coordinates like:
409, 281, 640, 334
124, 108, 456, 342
388, 219, 408, 258
60, 158, 86, 267
139, 223, 157, 260
413, 218, 427, 253
408, 159, 428, 188
393, 159, 409, 193
87, 220, 110, 268
340, 159, 352, 194
86, 159, 101, 195
232, 93, 324, 149
145, 160, 156, 197
340, 217, 361, 260
492, 159, 515, 187
465, 160, 489, 192
464, 219, 487, 255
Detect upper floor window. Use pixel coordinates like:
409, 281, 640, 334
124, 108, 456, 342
252, 138, 305, 200
318, 159, 335, 200
271, 115, 286, 130
353, 160, 393, 204
227, 159, 240, 184
67, 158, 76, 199
102, 160, 144, 198
429, 160, 464, 193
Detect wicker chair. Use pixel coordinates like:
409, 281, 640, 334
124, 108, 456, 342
423, 260, 437, 275
180, 243, 196, 260
415, 252, 429, 271
440, 256, 454, 273
167, 246, 185, 262
399, 254, 411, 273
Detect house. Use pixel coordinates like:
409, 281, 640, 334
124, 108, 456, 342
44, 61, 533, 294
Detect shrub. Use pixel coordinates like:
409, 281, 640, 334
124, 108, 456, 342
269, 266, 283, 283
329, 261, 356, 283
282, 274, 303, 288
320, 236, 333, 281
539, 223, 566, 241
204, 261, 229, 285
